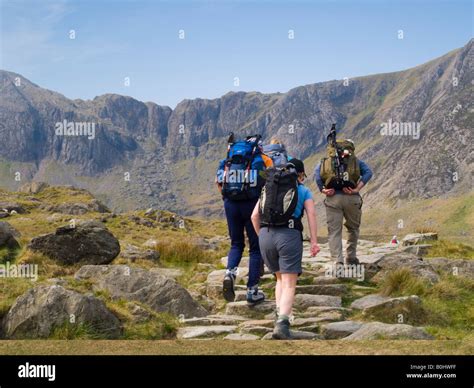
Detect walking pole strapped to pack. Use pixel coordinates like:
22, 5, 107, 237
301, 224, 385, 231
222, 132, 235, 192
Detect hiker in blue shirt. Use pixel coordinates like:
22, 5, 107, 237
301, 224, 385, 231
251, 159, 320, 339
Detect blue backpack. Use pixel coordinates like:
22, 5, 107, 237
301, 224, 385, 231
263, 143, 289, 167
217, 134, 265, 201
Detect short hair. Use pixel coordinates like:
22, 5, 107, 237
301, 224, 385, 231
270, 137, 283, 145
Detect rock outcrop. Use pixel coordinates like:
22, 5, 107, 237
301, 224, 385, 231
28, 220, 120, 265
74, 265, 207, 318
0, 221, 20, 249
2, 285, 122, 339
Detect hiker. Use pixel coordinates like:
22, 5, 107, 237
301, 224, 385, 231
262, 138, 292, 167
216, 133, 272, 305
251, 158, 320, 339
314, 134, 373, 268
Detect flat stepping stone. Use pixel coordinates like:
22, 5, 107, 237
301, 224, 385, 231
294, 310, 344, 322
352, 285, 376, 291
240, 326, 272, 335
369, 246, 398, 254
239, 319, 274, 328
350, 294, 389, 310
182, 315, 248, 326
292, 316, 343, 327
358, 253, 386, 265
294, 294, 342, 309
303, 306, 349, 315
296, 324, 320, 333
234, 291, 247, 302
261, 331, 321, 340
312, 276, 341, 285
343, 322, 433, 340
321, 321, 364, 339
225, 301, 276, 318
224, 333, 260, 340
295, 284, 347, 296
177, 325, 237, 339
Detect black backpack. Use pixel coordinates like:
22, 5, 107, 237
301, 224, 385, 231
259, 164, 301, 230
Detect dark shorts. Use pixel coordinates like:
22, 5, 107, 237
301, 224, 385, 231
258, 227, 303, 274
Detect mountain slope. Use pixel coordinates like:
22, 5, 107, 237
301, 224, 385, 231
0, 40, 472, 230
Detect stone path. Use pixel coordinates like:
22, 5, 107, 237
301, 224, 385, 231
179, 237, 435, 340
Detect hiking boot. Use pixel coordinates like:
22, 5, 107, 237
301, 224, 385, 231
345, 257, 360, 265
246, 286, 265, 305
222, 270, 236, 302
272, 318, 292, 340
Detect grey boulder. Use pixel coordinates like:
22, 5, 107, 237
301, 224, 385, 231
75, 265, 207, 318
2, 285, 122, 339
343, 322, 433, 340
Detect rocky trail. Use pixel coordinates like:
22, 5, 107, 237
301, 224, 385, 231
177, 234, 465, 341
1, 196, 472, 343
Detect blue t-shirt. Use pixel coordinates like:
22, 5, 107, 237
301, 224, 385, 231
292, 184, 313, 219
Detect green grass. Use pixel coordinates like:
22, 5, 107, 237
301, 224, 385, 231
50, 322, 105, 340
379, 268, 429, 297
375, 269, 474, 339
0, 277, 33, 319
426, 239, 474, 259
361, 193, 474, 244
0, 246, 20, 263
0, 339, 472, 355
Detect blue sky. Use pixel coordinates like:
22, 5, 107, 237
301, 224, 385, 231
1, 0, 472, 108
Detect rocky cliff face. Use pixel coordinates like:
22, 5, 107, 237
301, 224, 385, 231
0, 40, 472, 214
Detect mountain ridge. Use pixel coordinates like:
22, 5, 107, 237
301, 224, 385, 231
0, 40, 472, 225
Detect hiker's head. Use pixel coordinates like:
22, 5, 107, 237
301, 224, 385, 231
270, 137, 283, 145
289, 158, 306, 182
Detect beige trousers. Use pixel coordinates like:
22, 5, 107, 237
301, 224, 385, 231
324, 194, 363, 263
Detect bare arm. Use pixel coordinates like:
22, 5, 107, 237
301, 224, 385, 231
304, 198, 320, 256
215, 176, 223, 194
251, 200, 261, 235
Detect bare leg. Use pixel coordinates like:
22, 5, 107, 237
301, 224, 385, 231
274, 272, 282, 314
279, 273, 298, 316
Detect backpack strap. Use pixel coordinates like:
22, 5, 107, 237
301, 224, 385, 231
222, 132, 235, 193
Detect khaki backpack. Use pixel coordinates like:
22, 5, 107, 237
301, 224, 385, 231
320, 139, 360, 189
